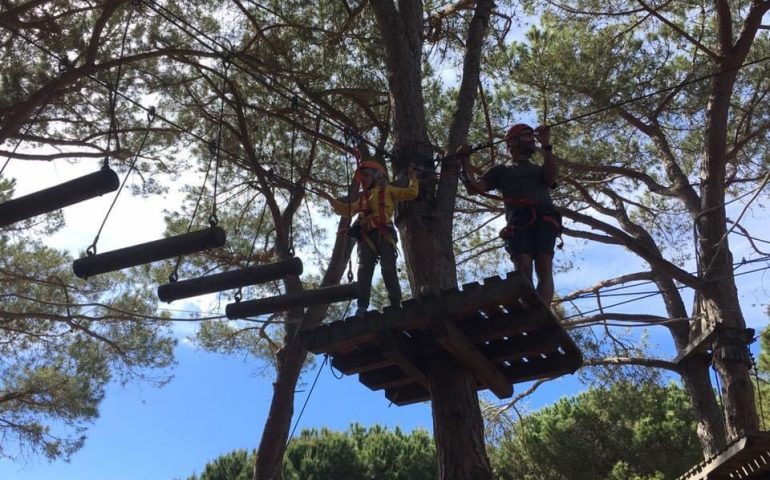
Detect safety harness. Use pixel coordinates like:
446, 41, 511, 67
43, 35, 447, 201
498, 197, 564, 249
354, 185, 398, 253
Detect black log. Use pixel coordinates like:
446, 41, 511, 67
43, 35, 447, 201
0, 167, 119, 228
157, 257, 304, 303
225, 282, 359, 319
73, 226, 226, 279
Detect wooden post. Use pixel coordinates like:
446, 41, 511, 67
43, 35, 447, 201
73, 226, 226, 279
225, 283, 359, 319
0, 167, 119, 228
157, 257, 303, 303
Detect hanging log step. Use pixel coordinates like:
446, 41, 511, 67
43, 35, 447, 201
73, 226, 226, 279
677, 431, 770, 479
225, 282, 359, 319
299, 271, 582, 406
0, 167, 119, 228
157, 257, 303, 303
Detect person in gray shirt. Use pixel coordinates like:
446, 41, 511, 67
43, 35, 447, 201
458, 123, 560, 304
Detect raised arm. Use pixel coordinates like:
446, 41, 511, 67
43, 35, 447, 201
536, 126, 557, 188
327, 190, 362, 217
457, 144, 492, 194
389, 167, 420, 201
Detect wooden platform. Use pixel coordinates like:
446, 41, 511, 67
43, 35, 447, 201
678, 432, 770, 479
300, 272, 582, 406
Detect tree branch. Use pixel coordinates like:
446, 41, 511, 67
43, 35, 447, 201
584, 356, 681, 372
560, 207, 698, 286
636, 0, 719, 59
561, 271, 654, 301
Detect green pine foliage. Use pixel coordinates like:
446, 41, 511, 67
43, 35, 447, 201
489, 382, 701, 480
283, 424, 436, 480
187, 380, 700, 480
185, 425, 436, 480
1, 181, 175, 461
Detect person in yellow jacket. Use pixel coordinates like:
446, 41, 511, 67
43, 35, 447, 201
327, 160, 419, 317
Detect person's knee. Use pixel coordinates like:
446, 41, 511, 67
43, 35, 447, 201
534, 255, 553, 282
512, 254, 533, 278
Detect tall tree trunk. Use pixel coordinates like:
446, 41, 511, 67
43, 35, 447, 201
694, 0, 770, 438
657, 277, 727, 455
429, 356, 493, 480
370, 1, 494, 477
253, 225, 354, 480
253, 313, 305, 480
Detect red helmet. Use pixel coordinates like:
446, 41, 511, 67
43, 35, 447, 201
355, 161, 388, 183
505, 123, 533, 141
357, 160, 387, 175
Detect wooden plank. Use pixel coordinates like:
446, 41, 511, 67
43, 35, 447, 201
301, 272, 535, 354
673, 326, 716, 364
480, 329, 562, 362
325, 310, 556, 375
432, 316, 513, 399
385, 383, 431, 406
359, 365, 415, 390
377, 330, 429, 389
463, 308, 550, 342
501, 354, 581, 384
226, 282, 358, 319
331, 348, 392, 375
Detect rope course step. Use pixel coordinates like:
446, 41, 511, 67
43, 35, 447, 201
677, 431, 770, 480
157, 257, 303, 303
0, 166, 119, 228
225, 282, 360, 319
73, 226, 226, 279
300, 272, 582, 406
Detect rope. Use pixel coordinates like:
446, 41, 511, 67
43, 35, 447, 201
234, 204, 267, 302
103, 4, 136, 167
167, 138, 219, 282
287, 95, 299, 257
86, 107, 156, 255
210, 60, 230, 228
286, 354, 328, 446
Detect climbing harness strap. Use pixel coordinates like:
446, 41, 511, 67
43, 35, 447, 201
499, 201, 564, 250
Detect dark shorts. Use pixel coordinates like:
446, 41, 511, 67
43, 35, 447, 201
504, 216, 559, 258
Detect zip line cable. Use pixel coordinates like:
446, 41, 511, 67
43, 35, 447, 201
562, 255, 770, 302
12, 6, 770, 211
9, 2, 770, 177
434, 52, 770, 163
561, 260, 770, 321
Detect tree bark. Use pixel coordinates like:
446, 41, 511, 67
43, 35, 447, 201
693, 0, 770, 440
370, 1, 495, 478
657, 276, 727, 455
252, 231, 354, 480
253, 318, 305, 480
429, 355, 493, 480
